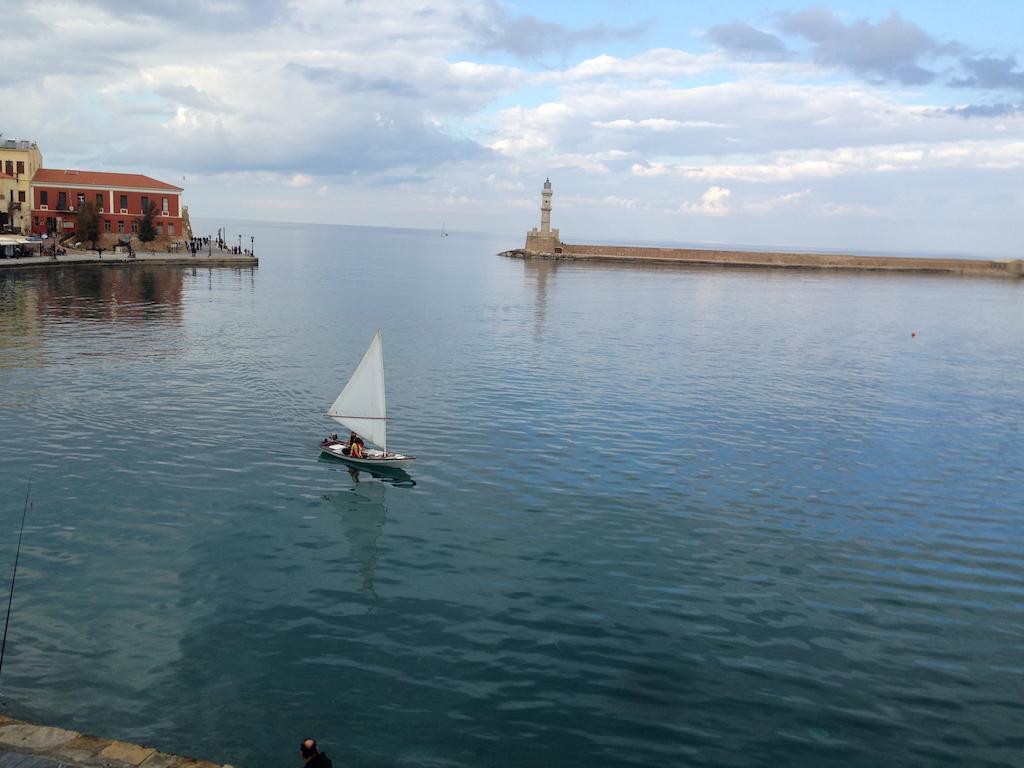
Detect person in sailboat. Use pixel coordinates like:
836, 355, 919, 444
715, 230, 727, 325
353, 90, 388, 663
347, 431, 364, 458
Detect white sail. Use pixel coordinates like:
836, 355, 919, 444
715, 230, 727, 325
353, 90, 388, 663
327, 330, 387, 451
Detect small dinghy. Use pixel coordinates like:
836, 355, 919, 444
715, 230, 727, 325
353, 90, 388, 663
321, 330, 415, 469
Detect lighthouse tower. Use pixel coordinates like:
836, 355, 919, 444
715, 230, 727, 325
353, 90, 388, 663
540, 178, 552, 233
525, 178, 560, 253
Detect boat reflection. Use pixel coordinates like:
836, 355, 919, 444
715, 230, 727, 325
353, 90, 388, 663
317, 461, 413, 604
321, 475, 391, 603
319, 453, 416, 487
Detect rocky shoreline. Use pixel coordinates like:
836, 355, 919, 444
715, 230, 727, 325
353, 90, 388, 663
0, 715, 231, 768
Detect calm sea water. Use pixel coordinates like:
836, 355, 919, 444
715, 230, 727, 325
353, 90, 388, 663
0, 221, 1021, 768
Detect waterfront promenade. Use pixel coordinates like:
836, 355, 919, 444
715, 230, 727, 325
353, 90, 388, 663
0, 249, 257, 271
503, 243, 1023, 278
0, 716, 230, 768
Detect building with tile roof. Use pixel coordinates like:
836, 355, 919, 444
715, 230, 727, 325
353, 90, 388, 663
31, 168, 185, 244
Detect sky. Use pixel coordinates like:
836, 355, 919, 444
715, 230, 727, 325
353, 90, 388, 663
3, 1, 1023, 256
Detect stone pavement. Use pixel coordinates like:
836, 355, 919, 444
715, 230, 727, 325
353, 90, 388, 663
0, 717, 231, 768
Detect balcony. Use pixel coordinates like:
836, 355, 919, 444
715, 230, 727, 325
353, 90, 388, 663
9, 201, 21, 210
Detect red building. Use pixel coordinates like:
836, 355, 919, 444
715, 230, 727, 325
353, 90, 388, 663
30, 168, 184, 242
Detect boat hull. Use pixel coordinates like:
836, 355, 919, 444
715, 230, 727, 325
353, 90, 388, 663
320, 439, 415, 468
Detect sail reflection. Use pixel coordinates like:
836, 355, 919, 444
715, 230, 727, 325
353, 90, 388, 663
318, 456, 416, 603
321, 479, 387, 602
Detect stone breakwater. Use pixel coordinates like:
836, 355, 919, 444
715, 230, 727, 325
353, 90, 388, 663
0, 251, 257, 271
0, 715, 232, 768
502, 243, 1024, 278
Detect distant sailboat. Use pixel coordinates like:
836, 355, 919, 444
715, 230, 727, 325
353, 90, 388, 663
320, 330, 415, 468
441, 222, 449, 237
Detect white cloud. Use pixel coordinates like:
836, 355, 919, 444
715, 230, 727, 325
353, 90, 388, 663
631, 162, 669, 177
489, 102, 570, 154
818, 202, 883, 217
675, 140, 1024, 182
593, 118, 728, 131
603, 195, 638, 208
485, 173, 525, 191
744, 189, 811, 213
680, 186, 731, 215
485, 74, 1024, 180
543, 49, 719, 83
550, 152, 612, 174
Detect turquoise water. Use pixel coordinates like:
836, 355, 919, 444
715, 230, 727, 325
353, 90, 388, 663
0, 222, 1022, 768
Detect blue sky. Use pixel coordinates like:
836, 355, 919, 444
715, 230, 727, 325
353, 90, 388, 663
2, 1, 1023, 256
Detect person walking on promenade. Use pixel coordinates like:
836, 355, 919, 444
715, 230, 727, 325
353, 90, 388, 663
300, 738, 333, 768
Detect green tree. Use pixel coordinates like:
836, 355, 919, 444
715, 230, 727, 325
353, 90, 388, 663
139, 201, 158, 243
75, 200, 101, 249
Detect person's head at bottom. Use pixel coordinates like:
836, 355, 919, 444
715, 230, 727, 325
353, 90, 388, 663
300, 739, 318, 763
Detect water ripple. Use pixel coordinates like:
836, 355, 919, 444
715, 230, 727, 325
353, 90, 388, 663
0, 230, 1021, 768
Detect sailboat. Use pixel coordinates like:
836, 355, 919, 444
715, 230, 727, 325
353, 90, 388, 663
441, 222, 449, 237
320, 330, 415, 468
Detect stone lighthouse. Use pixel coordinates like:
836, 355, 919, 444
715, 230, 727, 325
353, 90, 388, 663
540, 177, 553, 232
525, 178, 560, 253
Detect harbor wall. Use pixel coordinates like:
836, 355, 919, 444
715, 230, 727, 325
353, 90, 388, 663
0, 252, 257, 271
507, 243, 1023, 278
